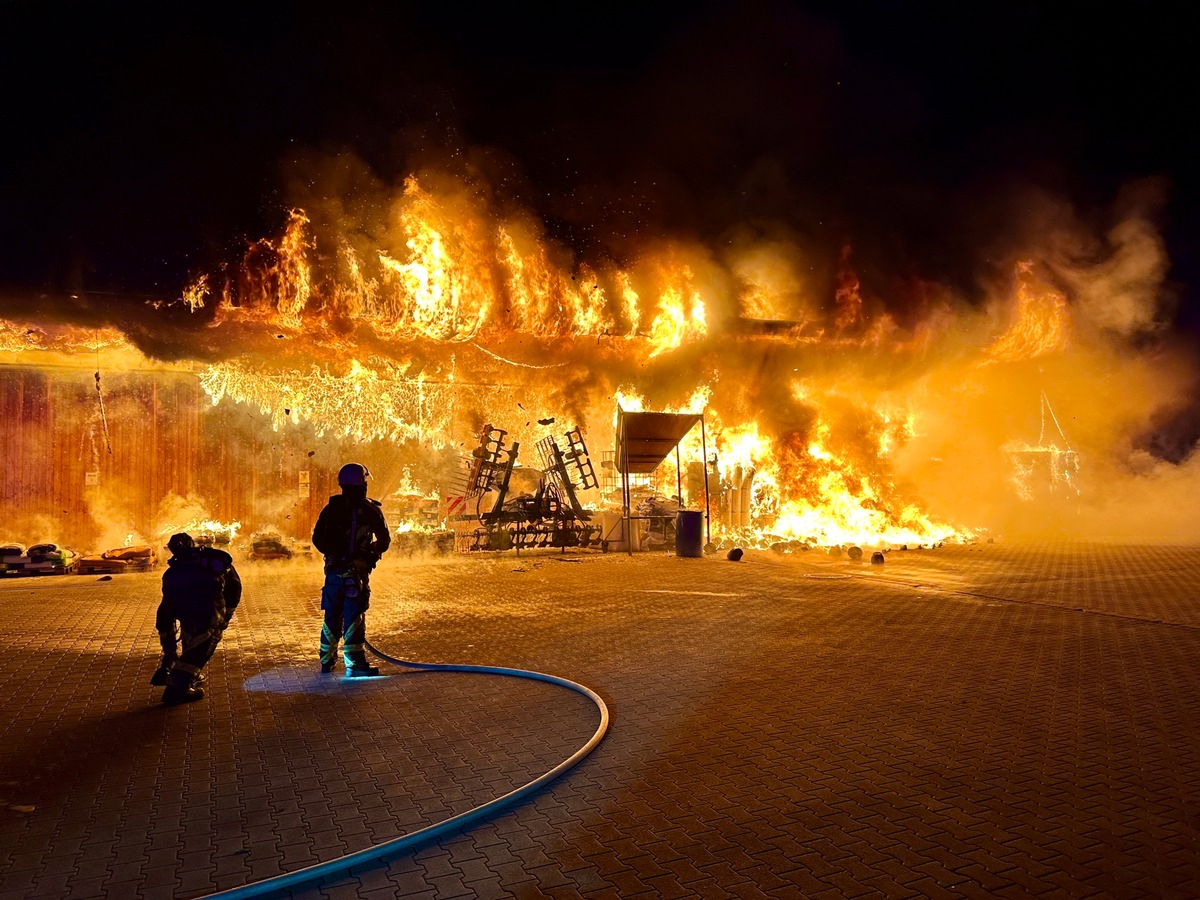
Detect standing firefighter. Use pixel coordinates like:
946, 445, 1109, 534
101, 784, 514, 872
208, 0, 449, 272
152, 533, 242, 705
313, 462, 391, 676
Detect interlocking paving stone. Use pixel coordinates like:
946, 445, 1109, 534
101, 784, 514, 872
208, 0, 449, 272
1, 544, 1200, 897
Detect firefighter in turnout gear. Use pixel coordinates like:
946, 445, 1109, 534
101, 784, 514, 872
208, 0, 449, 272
153, 533, 242, 705
312, 463, 391, 676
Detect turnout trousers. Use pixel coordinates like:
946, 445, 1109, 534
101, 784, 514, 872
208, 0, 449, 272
319, 568, 372, 670
162, 615, 224, 690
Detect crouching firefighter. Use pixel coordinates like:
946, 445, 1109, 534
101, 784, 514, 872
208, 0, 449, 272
152, 533, 242, 705
313, 462, 391, 676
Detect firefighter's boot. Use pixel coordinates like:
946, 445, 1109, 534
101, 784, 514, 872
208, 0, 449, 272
347, 664, 381, 677
320, 621, 340, 674
162, 670, 205, 705
162, 683, 205, 705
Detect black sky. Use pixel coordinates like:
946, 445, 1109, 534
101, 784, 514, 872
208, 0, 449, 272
1, 0, 1196, 326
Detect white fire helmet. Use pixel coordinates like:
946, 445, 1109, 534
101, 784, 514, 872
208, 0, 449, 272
337, 463, 371, 487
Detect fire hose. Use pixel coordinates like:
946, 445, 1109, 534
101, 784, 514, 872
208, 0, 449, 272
195, 642, 610, 900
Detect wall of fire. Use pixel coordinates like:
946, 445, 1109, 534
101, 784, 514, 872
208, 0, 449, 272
0, 367, 341, 551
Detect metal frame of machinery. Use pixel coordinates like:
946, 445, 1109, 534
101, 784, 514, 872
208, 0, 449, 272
456, 423, 602, 553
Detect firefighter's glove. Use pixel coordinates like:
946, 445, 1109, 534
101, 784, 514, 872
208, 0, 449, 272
150, 665, 171, 686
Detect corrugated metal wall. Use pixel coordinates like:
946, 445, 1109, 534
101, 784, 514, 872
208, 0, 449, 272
0, 367, 338, 552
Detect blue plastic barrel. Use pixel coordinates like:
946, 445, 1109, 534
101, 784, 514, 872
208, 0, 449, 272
675, 510, 704, 558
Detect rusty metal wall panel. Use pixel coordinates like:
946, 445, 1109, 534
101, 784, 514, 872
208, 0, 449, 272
0, 369, 203, 551
0, 367, 410, 552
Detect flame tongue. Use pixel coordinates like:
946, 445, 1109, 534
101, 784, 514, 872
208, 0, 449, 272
159, 519, 242, 543
987, 261, 1070, 362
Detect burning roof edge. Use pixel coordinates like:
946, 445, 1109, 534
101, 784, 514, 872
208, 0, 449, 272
616, 409, 703, 474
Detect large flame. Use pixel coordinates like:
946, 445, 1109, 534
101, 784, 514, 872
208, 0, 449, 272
198, 358, 455, 444
5, 172, 1142, 550
201, 177, 712, 354
987, 260, 1071, 362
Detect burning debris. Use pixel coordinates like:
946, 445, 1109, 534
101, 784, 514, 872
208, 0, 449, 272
158, 520, 240, 547
247, 533, 295, 560
243, 531, 316, 561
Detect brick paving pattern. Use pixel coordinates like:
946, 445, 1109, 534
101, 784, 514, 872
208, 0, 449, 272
1, 542, 1198, 898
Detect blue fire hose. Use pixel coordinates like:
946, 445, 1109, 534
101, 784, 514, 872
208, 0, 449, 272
195, 642, 610, 899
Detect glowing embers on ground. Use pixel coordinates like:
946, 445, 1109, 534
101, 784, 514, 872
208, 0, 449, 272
198, 359, 455, 444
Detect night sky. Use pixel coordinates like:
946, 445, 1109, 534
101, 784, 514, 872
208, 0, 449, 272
1, 1, 1196, 329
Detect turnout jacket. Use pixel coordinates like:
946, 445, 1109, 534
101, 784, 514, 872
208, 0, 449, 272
157, 547, 242, 634
312, 494, 391, 569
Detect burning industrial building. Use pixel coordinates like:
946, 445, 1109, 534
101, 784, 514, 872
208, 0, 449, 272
1, 165, 1195, 562
1, 4, 1197, 565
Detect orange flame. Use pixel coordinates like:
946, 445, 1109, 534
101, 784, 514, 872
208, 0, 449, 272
988, 260, 1071, 361
2, 175, 1083, 550
645, 268, 707, 357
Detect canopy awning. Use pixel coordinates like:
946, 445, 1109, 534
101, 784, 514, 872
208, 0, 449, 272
616, 410, 702, 474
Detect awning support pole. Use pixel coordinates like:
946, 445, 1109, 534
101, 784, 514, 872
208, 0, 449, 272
700, 414, 710, 550
675, 444, 682, 505
621, 409, 632, 556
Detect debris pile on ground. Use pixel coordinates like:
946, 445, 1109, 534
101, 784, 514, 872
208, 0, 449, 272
768, 538, 811, 554
244, 533, 314, 561
636, 495, 680, 549
0, 542, 80, 576
391, 530, 455, 556
78, 545, 158, 575
248, 533, 292, 560
191, 528, 234, 548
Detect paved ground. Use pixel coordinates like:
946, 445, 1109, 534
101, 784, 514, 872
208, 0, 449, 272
1, 542, 1199, 899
